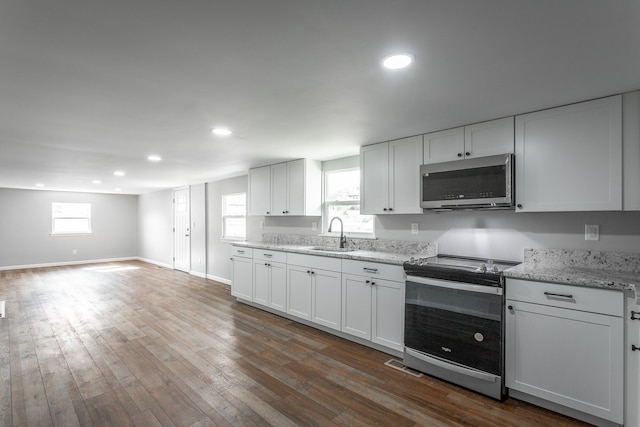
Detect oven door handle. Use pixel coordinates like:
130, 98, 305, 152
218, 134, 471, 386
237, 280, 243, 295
405, 348, 499, 383
406, 275, 503, 296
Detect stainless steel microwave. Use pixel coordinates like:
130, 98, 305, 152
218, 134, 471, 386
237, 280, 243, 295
420, 153, 514, 210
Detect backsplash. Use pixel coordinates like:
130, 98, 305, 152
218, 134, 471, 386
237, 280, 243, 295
261, 233, 437, 257
524, 248, 640, 273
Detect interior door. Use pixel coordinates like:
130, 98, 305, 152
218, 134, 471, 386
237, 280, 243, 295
173, 187, 191, 272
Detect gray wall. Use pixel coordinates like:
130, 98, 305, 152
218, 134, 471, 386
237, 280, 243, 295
138, 188, 173, 267
0, 188, 138, 268
206, 175, 250, 284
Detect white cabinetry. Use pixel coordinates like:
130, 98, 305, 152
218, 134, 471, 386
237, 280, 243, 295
248, 159, 321, 216
230, 247, 253, 300
623, 90, 640, 211
515, 95, 622, 212
423, 117, 514, 164
247, 166, 272, 216
286, 253, 342, 328
360, 135, 423, 215
506, 278, 624, 425
626, 294, 640, 427
341, 260, 404, 351
253, 250, 287, 312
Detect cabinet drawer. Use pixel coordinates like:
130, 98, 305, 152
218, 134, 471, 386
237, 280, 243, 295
342, 259, 404, 282
231, 246, 253, 258
506, 278, 623, 317
253, 249, 287, 263
286, 253, 341, 271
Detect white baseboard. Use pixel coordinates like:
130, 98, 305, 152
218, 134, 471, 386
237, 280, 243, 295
136, 258, 174, 270
0, 300, 5, 319
207, 274, 231, 286
189, 270, 207, 279
0, 257, 138, 271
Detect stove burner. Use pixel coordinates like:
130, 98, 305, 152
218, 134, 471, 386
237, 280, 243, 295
403, 255, 519, 287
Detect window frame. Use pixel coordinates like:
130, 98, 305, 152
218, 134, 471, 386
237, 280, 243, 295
322, 167, 375, 238
221, 192, 247, 241
51, 202, 92, 236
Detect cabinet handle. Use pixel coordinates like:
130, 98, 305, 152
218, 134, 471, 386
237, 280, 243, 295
266, 211, 270, 214
544, 291, 574, 300
383, 208, 388, 211
371, 281, 376, 286
631, 311, 640, 320
633, 345, 640, 352
238, 250, 245, 254
507, 305, 513, 310
517, 204, 523, 209
230, 258, 233, 261
264, 253, 272, 257
365, 280, 370, 284
465, 151, 471, 156
388, 208, 393, 211
363, 267, 378, 273
282, 211, 286, 214
306, 270, 311, 274
457, 153, 463, 157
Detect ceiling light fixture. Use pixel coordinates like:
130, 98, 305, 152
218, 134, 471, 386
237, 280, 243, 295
147, 155, 162, 162
382, 53, 414, 70
212, 127, 232, 136
114, 170, 125, 176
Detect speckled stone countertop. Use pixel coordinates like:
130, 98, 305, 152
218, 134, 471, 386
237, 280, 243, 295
232, 234, 437, 266
505, 249, 640, 299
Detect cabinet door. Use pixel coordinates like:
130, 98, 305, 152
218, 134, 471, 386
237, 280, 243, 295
252, 261, 270, 306
506, 300, 623, 423
312, 268, 342, 331
515, 95, 622, 212
341, 274, 372, 340
286, 159, 305, 215
626, 296, 640, 427
423, 127, 465, 164
268, 262, 287, 312
360, 142, 389, 214
287, 265, 312, 320
388, 136, 423, 214
371, 279, 404, 351
270, 162, 288, 215
248, 166, 272, 216
231, 256, 253, 300
464, 117, 514, 158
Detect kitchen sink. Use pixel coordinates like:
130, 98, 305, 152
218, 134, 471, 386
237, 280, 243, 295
309, 246, 356, 253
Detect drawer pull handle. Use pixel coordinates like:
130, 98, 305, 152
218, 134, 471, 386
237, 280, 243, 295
363, 267, 378, 273
237, 250, 245, 254
633, 345, 640, 352
544, 292, 574, 300
264, 253, 272, 257
631, 311, 640, 320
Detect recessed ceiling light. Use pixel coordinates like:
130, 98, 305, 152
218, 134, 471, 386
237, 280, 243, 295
212, 127, 232, 136
382, 53, 414, 70
35, 183, 45, 188
147, 155, 162, 162
114, 170, 125, 177
92, 180, 102, 184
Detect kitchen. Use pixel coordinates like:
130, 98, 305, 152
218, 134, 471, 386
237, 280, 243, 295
2, 1, 640, 426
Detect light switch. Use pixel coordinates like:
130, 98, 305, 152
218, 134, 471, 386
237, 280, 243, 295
411, 223, 419, 235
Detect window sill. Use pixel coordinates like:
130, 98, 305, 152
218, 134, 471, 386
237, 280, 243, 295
50, 233, 93, 237
220, 237, 246, 243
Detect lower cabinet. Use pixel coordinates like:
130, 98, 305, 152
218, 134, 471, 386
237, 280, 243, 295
341, 260, 405, 352
627, 295, 640, 427
253, 259, 286, 312
506, 278, 624, 425
231, 247, 253, 300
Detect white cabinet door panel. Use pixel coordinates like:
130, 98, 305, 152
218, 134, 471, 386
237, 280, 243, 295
248, 166, 271, 216
269, 262, 287, 313
360, 142, 389, 214
423, 127, 465, 164
286, 159, 305, 215
342, 274, 372, 340
252, 261, 270, 306
389, 136, 423, 214
506, 300, 623, 423
231, 256, 253, 300
287, 266, 312, 320
312, 268, 342, 331
371, 279, 404, 351
270, 162, 288, 215
515, 95, 622, 212
464, 117, 514, 158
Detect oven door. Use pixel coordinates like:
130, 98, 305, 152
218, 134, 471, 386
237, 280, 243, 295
404, 275, 504, 376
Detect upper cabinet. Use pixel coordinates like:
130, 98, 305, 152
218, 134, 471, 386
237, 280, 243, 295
248, 159, 321, 216
515, 95, 622, 212
623, 91, 640, 211
361, 135, 423, 215
423, 117, 514, 164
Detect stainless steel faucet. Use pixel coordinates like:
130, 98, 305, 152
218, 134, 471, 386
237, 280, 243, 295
328, 217, 347, 248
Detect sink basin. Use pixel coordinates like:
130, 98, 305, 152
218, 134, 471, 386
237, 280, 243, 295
309, 246, 356, 253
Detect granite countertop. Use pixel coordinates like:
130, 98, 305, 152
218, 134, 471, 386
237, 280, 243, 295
232, 241, 416, 266
504, 249, 640, 301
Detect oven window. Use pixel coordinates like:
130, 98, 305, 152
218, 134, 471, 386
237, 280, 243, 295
422, 165, 507, 202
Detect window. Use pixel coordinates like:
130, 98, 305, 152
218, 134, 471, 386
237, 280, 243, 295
323, 168, 374, 236
52, 202, 92, 235
222, 193, 246, 240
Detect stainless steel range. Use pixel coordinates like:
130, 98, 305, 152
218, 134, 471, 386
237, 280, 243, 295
403, 255, 518, 400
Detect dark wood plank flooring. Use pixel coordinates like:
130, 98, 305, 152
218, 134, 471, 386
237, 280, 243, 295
0, 261, 589, 426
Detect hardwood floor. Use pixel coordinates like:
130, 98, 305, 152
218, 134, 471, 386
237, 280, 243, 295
0, 261, 588, 426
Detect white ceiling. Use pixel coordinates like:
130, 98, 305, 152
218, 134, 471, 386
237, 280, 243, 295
2, 0, 640, 194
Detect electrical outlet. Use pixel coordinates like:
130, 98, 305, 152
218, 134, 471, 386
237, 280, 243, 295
411, 223, 419, 235
585, 224, 599, 241
312, 222, 318, 231
259, 220, 264, 229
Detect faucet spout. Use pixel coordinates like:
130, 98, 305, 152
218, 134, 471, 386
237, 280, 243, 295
328, 217, 347, 248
